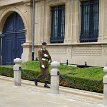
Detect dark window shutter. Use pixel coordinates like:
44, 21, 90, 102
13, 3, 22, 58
50, 5, 65, 43
80, 0, 99, 42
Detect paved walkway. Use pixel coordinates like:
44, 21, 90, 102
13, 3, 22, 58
0, 76, 104, 107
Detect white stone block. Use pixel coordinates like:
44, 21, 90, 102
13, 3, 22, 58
51, 61, 60, 68
51, 76, 59, 94
14, 58, 22, 86
103, 66, 107, 106
14, 70, 21, 86
13, 65, 20, 71
103, 66, 107, 73
103, 76, 107, 83
51, 69, 59, 76
97, 104, 107, 107
14, 58, 22, 64
50, 61, 60, 94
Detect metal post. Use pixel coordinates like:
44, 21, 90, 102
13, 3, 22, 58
50, 61, 60, 94
66, 59, 68, 65
32, 0, 35, 60
0, 36, 2, 65
13, 58, 22, 86
0, 33, 5, 65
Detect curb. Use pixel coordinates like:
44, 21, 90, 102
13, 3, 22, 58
59, 87, 103, 100
0, 75, 103, 100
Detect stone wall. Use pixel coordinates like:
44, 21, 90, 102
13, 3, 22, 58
42, 43, 107, 67
0, 0, 32, 62
1, 0, 107, 66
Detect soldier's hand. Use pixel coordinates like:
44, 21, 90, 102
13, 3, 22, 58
41, 65, 45, 68
44, 54, 48, 57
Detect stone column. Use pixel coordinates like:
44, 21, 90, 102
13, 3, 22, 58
22, 43, 32, 62
50, 61, 60, 94
13, 58, 22, 86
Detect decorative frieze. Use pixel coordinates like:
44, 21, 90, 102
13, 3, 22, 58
72, 46, 102, 56
103, 45, 107, 55
48, 47, 67, 54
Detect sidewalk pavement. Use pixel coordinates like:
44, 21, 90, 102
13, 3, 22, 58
0, 75, 104, 107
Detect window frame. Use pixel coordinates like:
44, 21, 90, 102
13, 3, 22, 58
80, 0, 99, 42
50, 5, 65, 43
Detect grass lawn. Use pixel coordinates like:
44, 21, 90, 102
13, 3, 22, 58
21, 61, 104, 81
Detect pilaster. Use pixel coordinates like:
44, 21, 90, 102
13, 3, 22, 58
72, 0, 80, 43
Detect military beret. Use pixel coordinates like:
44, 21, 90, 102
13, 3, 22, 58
42, 42, 47, 45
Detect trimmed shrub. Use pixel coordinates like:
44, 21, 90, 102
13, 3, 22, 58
59, 75, 103, 93
0, 66, 13, 77
0, 61, 104, 93
0, 66, 39, 81
21, 69, 40, 80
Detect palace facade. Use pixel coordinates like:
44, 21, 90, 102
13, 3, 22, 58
0, 0, 107, 67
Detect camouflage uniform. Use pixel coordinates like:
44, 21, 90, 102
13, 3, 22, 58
36, 48, 52, 82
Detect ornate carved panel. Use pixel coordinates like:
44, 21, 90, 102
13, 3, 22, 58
72, 46, 102, 56
103, 45, 107, 55
48, 47, 67, 54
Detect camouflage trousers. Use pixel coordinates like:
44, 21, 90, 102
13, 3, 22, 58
36, 67, 50, 82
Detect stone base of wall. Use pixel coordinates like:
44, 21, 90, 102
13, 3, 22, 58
43, 44, 107, 67
22, 43, 107, 67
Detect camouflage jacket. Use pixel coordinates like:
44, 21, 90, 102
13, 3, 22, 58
38, 48, 52, 68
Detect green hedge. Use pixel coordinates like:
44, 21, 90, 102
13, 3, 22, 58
21, 69, 39, 80
0, 66, 13, 77
0, 64, 103, 93
0, 66, 40, 80
59, 75, 103, 93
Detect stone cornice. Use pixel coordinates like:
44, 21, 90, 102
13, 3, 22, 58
23, 42, 107, 47
0, 0, 30, 7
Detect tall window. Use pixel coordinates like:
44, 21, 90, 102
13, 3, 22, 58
50, 5, 65, 43
80, 0, 99, 42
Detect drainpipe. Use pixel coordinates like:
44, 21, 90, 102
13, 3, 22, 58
31, 0, 35, 60
0, 34, 2, 65
0, 32, 4, 65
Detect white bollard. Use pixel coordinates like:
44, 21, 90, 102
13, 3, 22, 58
13, 58, 22, 86
50, 61, 60, 94
103, 66, 107, 106
97, 66, 107, 107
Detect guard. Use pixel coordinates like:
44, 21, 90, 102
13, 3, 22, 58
34, 42, 52, 88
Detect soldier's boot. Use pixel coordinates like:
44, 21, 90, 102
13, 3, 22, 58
44, 81, 50, 88
34, 79, 38, 86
